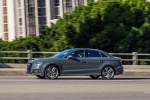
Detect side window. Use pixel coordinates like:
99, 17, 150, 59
86, 50, 101, 57
68, 50, 85, 58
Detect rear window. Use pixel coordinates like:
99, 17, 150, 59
100, 52, 108, 57
100, 50, 113, 57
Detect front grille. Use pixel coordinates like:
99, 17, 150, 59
27, 63, 32, 73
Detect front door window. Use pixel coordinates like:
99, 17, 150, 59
69, 50, 85, 58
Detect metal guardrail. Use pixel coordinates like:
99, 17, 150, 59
0, 50, 150, 65
0, 50, 59, 61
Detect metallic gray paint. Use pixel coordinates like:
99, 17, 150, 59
26, 48, 123, 78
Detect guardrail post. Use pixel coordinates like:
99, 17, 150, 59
132, 52, 138, 65
27, 50, 32, 62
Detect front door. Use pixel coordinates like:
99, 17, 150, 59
61, 50, 87, 75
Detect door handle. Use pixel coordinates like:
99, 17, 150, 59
81, 60, 86, 63
99, 60, 103, 63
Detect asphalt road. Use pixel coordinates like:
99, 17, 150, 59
0, 76, 150, 100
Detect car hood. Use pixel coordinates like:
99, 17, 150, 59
29, 57, 59, 63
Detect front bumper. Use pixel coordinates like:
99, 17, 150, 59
26, 69, 40, 74
115, 65, 124, 75
26, 63, 42, 75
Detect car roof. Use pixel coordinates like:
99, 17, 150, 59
67, 48, 105, 52
68, 48, 112, 57
73, 48, 99, 51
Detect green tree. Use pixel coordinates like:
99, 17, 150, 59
0, 0, 150, 54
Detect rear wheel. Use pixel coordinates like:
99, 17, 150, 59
90, 75, 100, 79
101, 66, 114, 79
36, 75, 45, 79
45, 65, 59, 79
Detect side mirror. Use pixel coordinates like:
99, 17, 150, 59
67, 55, 73, 60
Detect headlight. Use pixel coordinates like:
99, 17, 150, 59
33, 62, 43, 68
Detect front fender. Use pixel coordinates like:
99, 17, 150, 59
40, 62, 62, 76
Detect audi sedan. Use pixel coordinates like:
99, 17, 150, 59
26, 48, 123, 79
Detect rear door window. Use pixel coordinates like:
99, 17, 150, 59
86, 50, 101, 57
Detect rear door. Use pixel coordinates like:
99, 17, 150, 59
85, 50, 106, 74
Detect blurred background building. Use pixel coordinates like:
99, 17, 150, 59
0, 0, 97, 41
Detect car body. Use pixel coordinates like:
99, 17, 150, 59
26, 48, 123, 79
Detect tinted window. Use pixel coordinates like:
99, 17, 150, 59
100, 50, 112, 57
86, 50, 101, 57
68, 50, 85, 58
54, 49, 73, 58
100, 52, 108, 57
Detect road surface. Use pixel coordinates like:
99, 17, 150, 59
0, 76, 150, 100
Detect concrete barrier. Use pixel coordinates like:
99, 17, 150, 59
0, 63, 26, 68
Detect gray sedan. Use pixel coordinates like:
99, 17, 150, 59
27, 48, 123, 79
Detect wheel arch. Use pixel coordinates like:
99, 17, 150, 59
44, 63, 61, 76
101, 65, 116, 74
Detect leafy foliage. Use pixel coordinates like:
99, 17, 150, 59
0, 0, 150, 54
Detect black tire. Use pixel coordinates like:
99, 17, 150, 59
36, 75, 45, 79
45, 65, 59, 79
101, 66, 114, 79
90, 75, 100, 79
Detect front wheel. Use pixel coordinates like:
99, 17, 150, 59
45, 65, 59, 79
101, 66, 114, 79
90, 75, 100, 79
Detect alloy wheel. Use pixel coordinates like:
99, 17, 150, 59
45, 66, 59, 79
102, 66, 114, 79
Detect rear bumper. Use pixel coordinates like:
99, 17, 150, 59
115, 65, 124, 75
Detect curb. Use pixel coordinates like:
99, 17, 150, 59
0, 69, 27, 76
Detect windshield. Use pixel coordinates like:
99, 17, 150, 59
53, 49, 73, 58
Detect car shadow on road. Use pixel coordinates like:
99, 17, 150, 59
112, 77, 150, 80
37, 77, 150, 80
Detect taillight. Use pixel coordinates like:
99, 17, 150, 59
119, 59, 122, 65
